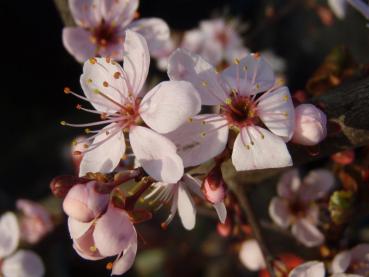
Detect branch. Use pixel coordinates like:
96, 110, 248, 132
229, 183, 276, 277
53, 0, 75, 27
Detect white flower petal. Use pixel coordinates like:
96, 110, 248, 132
79, 124, 125, 177
291, 219, 324, 248
213, 202, 227, 224
166, 114, 229, 167
231, 126, 292, 171
2, 250, 45, 277
123, 30, 150, 96
221, 53, 275, 96
168, 48, 227, 105
288, 261, 325, 277
239, 239, 266, 271
331, 250, 351, 274
111, 236, 138, 275
128, 18, 170, 58
268, 197, 292, 228
81, 57, 129, 113
299, 169, 335, 202
177, 184, 196, 230
0, 212, 20, 258
257, 86, 295, 141
129, 126, 184, 183
140, 80, 201, 134
68, 217, 93, 240
101, 0, 138, 25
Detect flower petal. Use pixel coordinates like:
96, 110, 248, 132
268, 197, 292, 228
62, 27, 96, 63
231, 126, 292, 171
129, 126, 184, 183
291, 219, 324, 247
168, 48, 227, 105
68, 217, 93, 240
331, 250, 351, 274
166, 114, 229, 167
123, 30, 150, 96
182, 174, 202, 197
257, 86, 295, 141
2, 250, 45, 277
238, 239, 266, 271
221, 53, 275, 96
111, 235, 138, 276
140, 80, 201, 134
328, 0, 347, 19
93, 205, 136, 257
81, 57, 129, 113
289, 261, 325, 277
128, 18, 171, 58
299, 169, 334, 202
100, 0, 138, 25
0, 212, 19, 258
69, 0, 101, 27
277, 169, 301, 200
213, 202, 227, 224
177, 183, 196, 230
350, 243, 369, 263
79, 124, 125, 177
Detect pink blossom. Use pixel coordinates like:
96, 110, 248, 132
331, 244, 369, 276
144, 174, 227, 230
63, 181, 110, 222
157, 18, 249, 70
239, 239, 266, 271
167, 49, 295, 171
0, 212, 45, 277
292, 104, 327, 146
269, 169, 334, 247
63, 0, 170, 62
63, 30, 201, 183
68, 204, 137, 275
16, 199, 53, 244
202, 166, 226, 204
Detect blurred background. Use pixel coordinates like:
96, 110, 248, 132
0, 0, 369, 276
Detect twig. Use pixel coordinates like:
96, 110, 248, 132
53, 0, 75, 27
230, 183, 276, 277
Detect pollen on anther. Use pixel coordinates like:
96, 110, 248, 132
255, 83, 260, 89
246, 145, 250, 150
83, 144, 89, 149
89, 245, 97, 252
187, 117, 193, 123
93, 88, 100, 94
200, 132, 206, 137
103, 81, 109, 87
201, 120, 206, 125
64, 87, 71, 94
201, 80, 208, 87
71, 139, 77, 146
89, 58, 97, 64
282, 95, 289, 101
243, 65, 248, 71
60, 121, 66, 126
225, 98, 232, 105
87, 78, 93, 84
113, 72, 121, 79
234, 58, 240, 64
106, 262, 113, 270
84, 128, 91, 134
283, 112, 289, 118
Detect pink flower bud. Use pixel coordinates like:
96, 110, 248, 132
63, 181, 109, 222
202, 166, 226, 204
292, 104, 327, 146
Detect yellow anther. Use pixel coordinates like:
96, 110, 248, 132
188, 117, 193, 123
89, 57, 97, 64
83, 144, 89, 149
89, 245, 97, 252
201, 120, 206, 125
106, 262, 113, 270
246, 145, 250, 150
71, 139, 77, 146
231, 88, 238, 95
113, 72, 121, 79
225, 98, 232, 105
60, 121, 66, 126
282, 95, 289, 101
283, 112, 289, 118
103, 81, 109, 87
200, 132, 206, 137
84, 128, 91, 134
243, 65, 248, 71
234, 58, 240, 64
255, 83, 260, 89
87, 78, 93, 83
201, 80, 208, 87
261, 134, 265, 139
63, 87, 71, 94
93, 88, 100, 94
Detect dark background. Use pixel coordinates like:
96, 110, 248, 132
0, 0, 368, 276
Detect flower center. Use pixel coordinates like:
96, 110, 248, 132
119, 100, 141, 129
90, 20, 120, 48
221, 95, 258, 129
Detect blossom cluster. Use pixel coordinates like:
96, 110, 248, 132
54, 0, 334, 275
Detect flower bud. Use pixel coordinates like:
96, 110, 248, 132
292, 104, 327, 146
63, 181, 109, 222
50, 175, 88, 198
202, 166, 226, 204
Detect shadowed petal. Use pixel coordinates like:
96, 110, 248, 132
299, 169, 334, 202
101, 0, 138, 25
0, 212, 19, 259
269, 197, 292, 228
291, 219, 324, 247
331, 250, 351, 274
111, 235, 138, 275
63, 27, 96, 63
177, 184, 196, 230
2, 250, 45, 277
289, 261, 325, 277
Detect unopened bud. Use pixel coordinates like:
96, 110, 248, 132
216, 217, 232, 237
63, 181, 109, 222
50, 175, 88, 198
292, 104, 327, 146
202, 166, 226, 204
